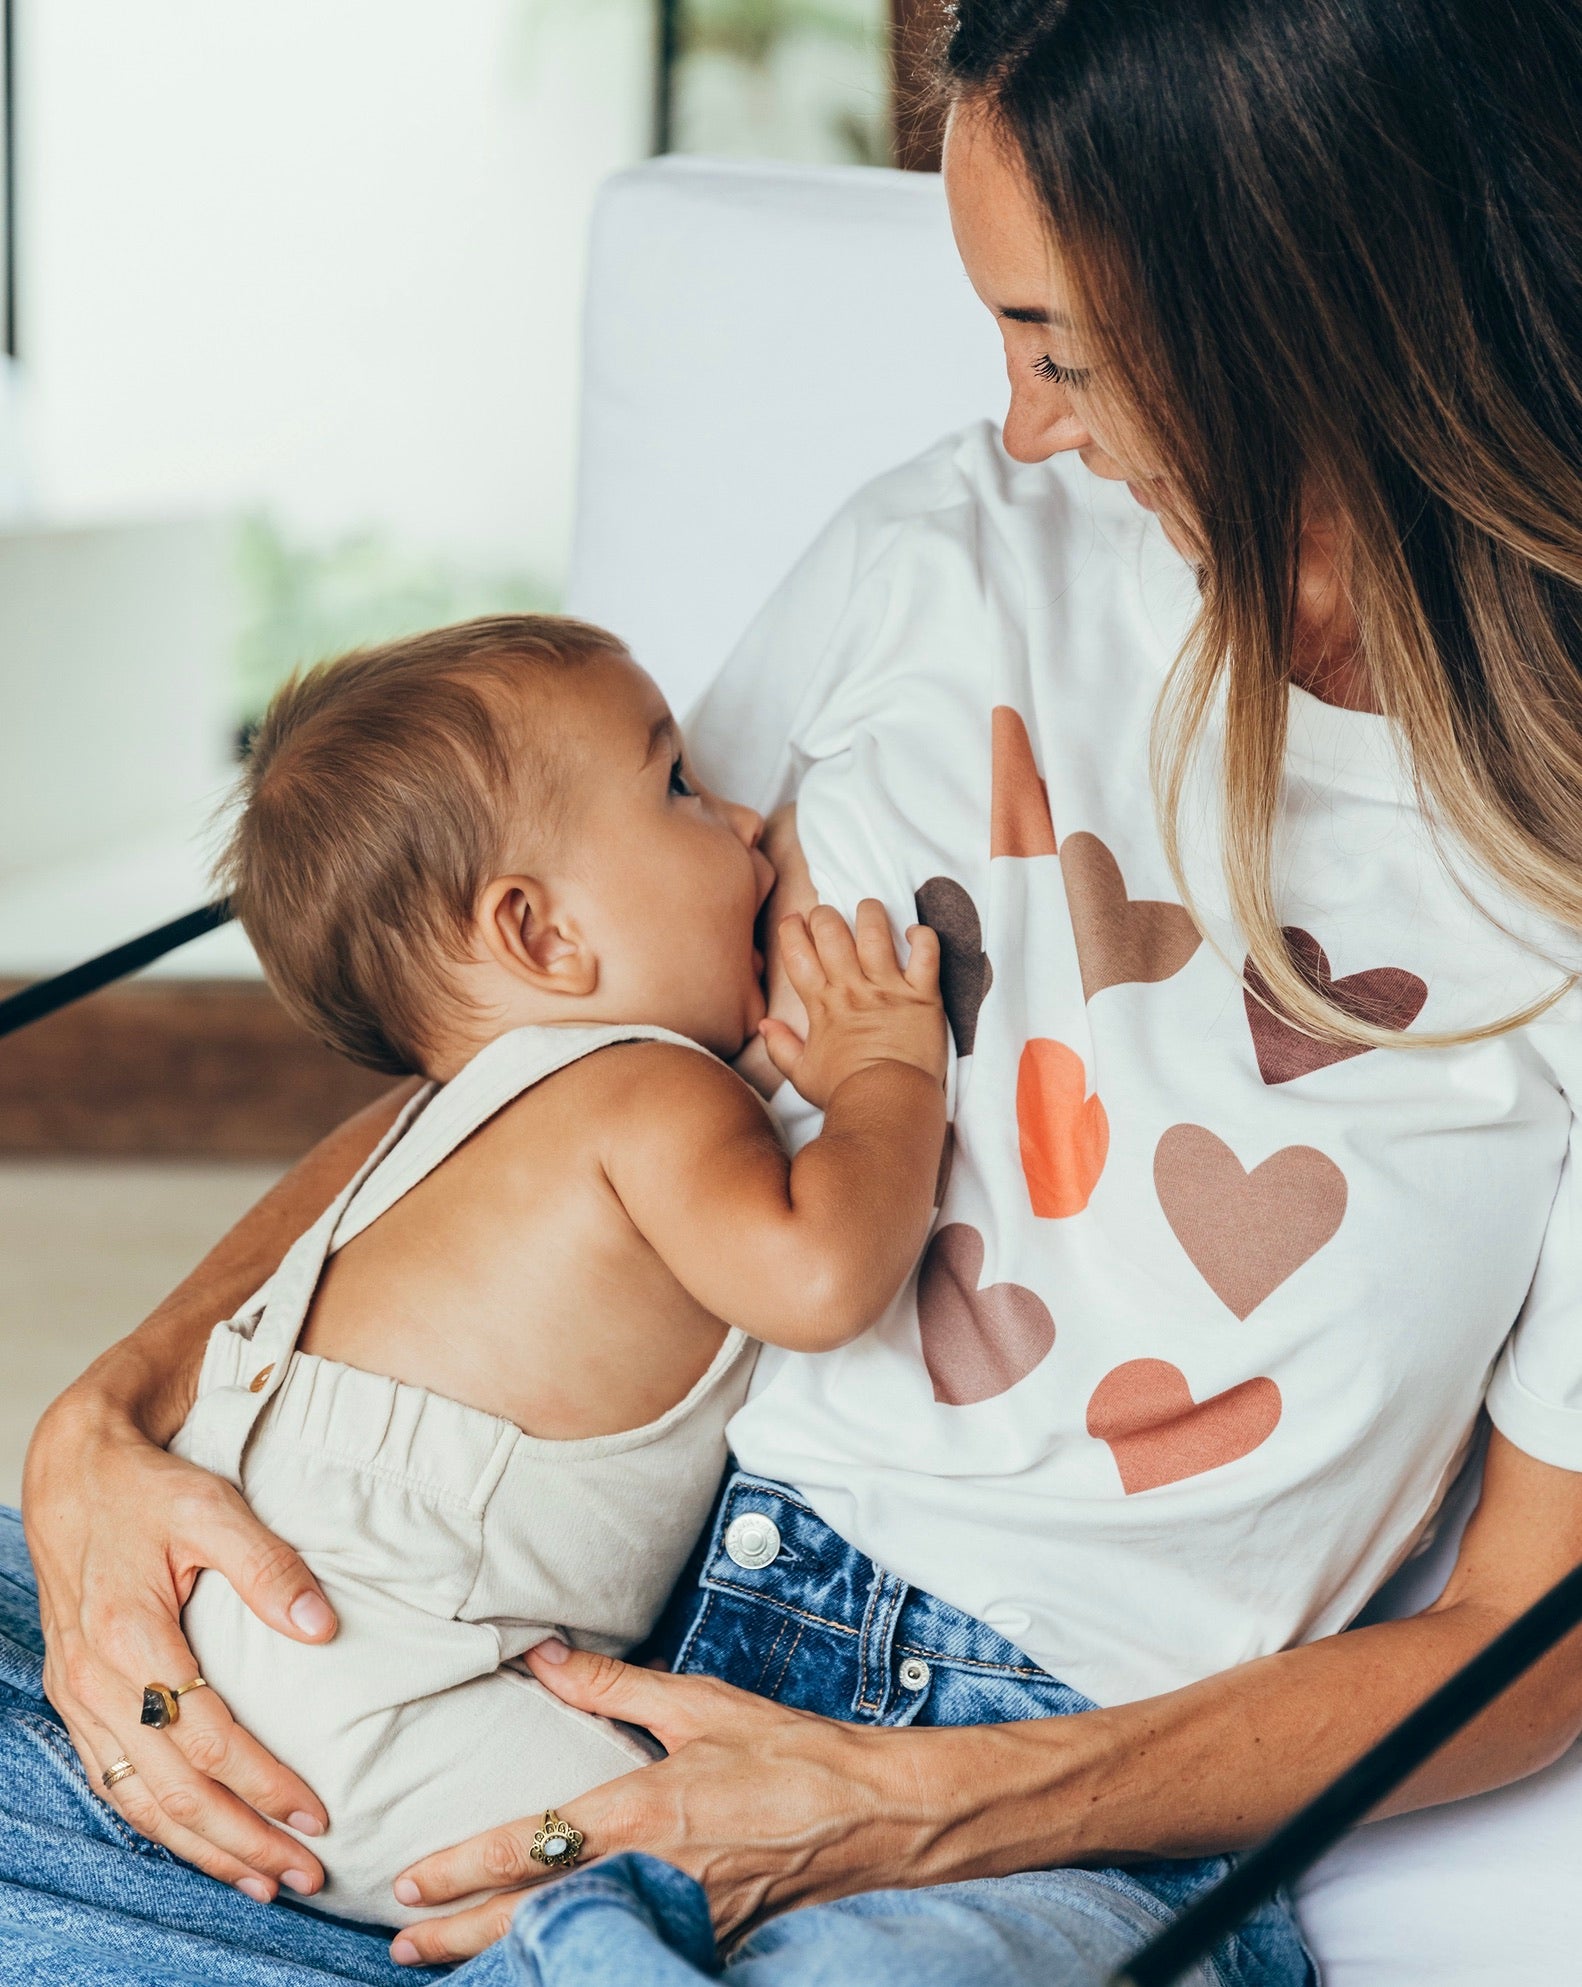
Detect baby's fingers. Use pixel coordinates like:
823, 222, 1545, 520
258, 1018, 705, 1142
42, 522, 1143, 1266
777, 914, 829, 1003
904, 923, 942, 995
756, 1018, 806, 1082
854, 899, 904, 984
807, 904, 861, 982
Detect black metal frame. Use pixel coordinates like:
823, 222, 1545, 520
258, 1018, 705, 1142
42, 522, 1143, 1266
3, 0, 15, 358
654, 0, 681, 154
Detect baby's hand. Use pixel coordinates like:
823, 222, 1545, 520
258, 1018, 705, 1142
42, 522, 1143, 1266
757, 901, 946, 1110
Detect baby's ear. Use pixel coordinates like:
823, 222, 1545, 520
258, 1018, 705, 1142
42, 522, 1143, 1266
476, 875, 597, 995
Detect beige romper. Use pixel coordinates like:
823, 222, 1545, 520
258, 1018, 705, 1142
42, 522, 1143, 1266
170, 1023, 755, 1927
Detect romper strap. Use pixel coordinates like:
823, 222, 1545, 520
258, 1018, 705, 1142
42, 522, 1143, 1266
174, 1023, 713, 1483
327, 1023, 710, 1254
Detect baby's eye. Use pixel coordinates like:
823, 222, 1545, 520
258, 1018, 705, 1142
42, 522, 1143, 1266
1032, 354, 1092, 388
669, 757, 697, 798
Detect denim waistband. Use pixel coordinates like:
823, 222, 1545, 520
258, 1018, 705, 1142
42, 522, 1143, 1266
682, 1469, 1093, 1725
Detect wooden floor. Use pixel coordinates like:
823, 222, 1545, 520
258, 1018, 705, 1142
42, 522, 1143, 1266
0, 977, 395, 1160
0, 1155, 285, 1506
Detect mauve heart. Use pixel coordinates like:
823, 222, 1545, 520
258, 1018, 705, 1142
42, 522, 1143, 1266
916, 1222, 1056, 1406
915, 876, 993, 1056
991, 706, 1058, 858
1087, 1358, 1281, 1493
1017, 1039, 1109, 1218
1059, 832, 1202, 1002
1153, 1123, 1348, 1319
1245, 927, 1427, 1084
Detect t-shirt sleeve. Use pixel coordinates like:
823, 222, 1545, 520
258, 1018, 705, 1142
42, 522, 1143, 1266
1485, 990, 1582, 1469
683, 433, 973, 812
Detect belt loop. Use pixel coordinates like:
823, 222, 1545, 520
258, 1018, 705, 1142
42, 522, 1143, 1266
853, 1566, 908, 1719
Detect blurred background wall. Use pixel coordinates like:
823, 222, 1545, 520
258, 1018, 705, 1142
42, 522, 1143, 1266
0, 0, 940, 1502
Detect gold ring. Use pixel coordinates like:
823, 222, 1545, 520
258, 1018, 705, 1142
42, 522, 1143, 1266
528, 1809, 585, 1871
102, 1757, 137, 1791
139, 1676, 209, 1730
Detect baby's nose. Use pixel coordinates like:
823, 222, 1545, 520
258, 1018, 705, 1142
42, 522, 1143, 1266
729, 800, 766, 848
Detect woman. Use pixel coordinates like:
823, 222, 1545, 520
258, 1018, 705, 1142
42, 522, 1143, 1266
8, 1, 1582, 1981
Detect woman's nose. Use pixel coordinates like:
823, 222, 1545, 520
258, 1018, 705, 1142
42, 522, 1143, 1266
1002, 386, 1094, 464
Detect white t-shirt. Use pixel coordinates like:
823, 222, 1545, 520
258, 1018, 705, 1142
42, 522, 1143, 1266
688, 423, 1582, 1709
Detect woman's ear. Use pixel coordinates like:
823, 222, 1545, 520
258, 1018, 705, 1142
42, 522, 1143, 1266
476, 875, 598, 997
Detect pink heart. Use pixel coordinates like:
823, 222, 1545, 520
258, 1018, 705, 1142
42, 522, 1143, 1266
1153, 1124, 1347, 1319
1087, 1359, 1281, 1492
916, 1222, 1055, 1406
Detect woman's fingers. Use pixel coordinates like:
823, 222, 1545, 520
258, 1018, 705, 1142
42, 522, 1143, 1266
904, 922, 942, 995
391, 1892, 530, 1967
525, 1640, 718, 1749
65, 1576, 329, 1838
189, 1480, 337, 1645
395, 1812, 563, 1911
853, 899, 904, 983
73, 1701, 320, 1900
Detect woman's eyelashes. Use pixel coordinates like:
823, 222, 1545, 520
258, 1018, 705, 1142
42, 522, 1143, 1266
669, 756, 697, 799
1032, 354, 1091, 388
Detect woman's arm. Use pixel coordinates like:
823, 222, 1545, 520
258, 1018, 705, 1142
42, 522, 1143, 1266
22, 1079, 417, 1900
387, 1429, 1582, 1963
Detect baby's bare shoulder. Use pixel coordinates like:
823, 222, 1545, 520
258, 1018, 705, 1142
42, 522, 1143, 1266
581, 1038, 770, 1125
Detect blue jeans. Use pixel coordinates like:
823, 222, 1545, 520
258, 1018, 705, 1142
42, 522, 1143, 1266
0, 1491, 1313, 1985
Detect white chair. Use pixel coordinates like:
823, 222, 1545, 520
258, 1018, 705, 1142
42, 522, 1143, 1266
566, 153, 1582, 1987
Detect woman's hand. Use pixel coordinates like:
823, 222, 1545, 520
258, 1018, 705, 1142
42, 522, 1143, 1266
386, 1643, 989, 1967
23, 1388, 338, 1900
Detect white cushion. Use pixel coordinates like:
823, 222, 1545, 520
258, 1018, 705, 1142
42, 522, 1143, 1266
566, 155, 1005, 715
566, 156, 1580, 1985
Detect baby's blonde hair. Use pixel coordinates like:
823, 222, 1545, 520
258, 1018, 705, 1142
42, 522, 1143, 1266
220, 614, 628, 1075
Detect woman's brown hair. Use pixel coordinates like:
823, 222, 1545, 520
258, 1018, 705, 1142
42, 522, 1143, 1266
944, 0, 1582, 1045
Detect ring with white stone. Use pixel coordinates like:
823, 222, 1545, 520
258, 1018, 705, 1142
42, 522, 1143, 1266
529, 1809, 585, 1872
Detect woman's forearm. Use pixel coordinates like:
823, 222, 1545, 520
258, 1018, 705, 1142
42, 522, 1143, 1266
35, 1079, 419, 1448
943, 1596, 1582, 1877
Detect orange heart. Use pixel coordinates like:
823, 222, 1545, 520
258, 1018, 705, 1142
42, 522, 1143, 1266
991, 706, 1058, 858
1087, 1358, 1281, 1493
1017, 1039, 1108, 1217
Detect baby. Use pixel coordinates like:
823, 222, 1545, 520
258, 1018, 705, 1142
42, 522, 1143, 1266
168, 614, 947, 1926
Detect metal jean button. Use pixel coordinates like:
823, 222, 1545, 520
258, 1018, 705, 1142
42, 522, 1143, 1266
898, 1656, 931, 1691
723, 1512, 781, 1571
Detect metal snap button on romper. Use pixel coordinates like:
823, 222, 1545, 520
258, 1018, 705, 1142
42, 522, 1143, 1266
724, 1512, 781, 1570
898, 1657, 931, 1691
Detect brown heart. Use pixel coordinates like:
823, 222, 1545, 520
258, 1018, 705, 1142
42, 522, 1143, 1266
1154, 1124, 1347, 1319
1087, 1358, 1281, 1493
916, 1222, 1055, 1406
991, 706, 1058, 858
915, 876, 993, 1057
1245, 927, 1427, 1084
1059, 832, 1202, 1002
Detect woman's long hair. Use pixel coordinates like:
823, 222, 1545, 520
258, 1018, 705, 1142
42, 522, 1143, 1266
944, 0, 1582, 1045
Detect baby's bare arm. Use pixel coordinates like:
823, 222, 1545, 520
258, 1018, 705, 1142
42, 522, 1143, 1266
607, 906, 947, 1350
